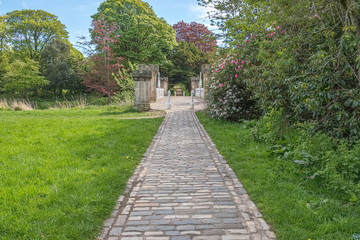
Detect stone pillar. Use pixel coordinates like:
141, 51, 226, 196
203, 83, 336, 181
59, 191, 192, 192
138, 64, 159, 102
201, 64, 211, 97
191, 77, 200, 93
160, 77, 168, 96
133, 70, 152, 112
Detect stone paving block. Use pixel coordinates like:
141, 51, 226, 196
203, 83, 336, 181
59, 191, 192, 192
146, 237, 170, 240
144, 231, 164, 236
109, 227, 122, 236
171, 236, 191, 240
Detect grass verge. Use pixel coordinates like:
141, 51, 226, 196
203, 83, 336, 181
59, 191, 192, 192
196, 111, 360, 240
0, 108, 163, 239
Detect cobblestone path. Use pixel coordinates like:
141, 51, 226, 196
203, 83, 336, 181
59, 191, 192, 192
99, 97, 276, 240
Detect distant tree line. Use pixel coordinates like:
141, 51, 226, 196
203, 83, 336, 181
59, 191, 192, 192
0, 0, 217, 99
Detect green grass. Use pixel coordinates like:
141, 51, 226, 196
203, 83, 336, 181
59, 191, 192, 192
196, 111, 360, 240
0, 108, 164, 240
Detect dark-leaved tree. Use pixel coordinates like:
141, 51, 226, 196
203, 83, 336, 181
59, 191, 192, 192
173, 21, 217, 53
40, 38, 83, 94
80, 17, 126, 98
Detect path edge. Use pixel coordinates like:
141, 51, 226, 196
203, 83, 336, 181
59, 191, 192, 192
192, 111, 277, 240
98, 112, 170, 239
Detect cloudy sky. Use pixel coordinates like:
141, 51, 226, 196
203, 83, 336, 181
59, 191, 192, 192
0, 0, 215, 45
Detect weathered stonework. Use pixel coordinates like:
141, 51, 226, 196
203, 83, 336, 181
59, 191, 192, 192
133, 70, 152, 112
191, 77, 200, 93
160, 77, 168, 96
138, 64, 159, 102
201, 64, 211, 97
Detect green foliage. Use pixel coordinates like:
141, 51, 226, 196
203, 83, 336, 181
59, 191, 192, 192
40, 38, 83, 94
199, 0, 360, 140
206, 57, 258, 121
0, 50, 9, 84
0, 108, 163, 239
164, 41, 209, 89
3, 59, 48, 97
2, 9, 68, 60
252, 108, 360, 200
251, 107, 286, 143
113, 62, 135, 103
197, 111, 360, 239
0, 17, 8, 50
92, 0, 177, 66
170, 83, 189, 96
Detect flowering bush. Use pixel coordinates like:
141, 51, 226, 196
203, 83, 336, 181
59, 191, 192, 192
207, 57, 258, 121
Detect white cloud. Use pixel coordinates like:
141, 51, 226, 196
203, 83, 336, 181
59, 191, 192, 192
0, 1, 2, 6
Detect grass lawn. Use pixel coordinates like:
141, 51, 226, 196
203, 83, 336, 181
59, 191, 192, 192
197, 111, 360, 240
0, 107, 164, 240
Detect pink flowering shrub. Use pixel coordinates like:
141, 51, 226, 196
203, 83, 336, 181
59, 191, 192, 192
206, 58, 258, 121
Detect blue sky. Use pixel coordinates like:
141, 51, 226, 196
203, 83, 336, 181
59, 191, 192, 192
0, 0, 213, 45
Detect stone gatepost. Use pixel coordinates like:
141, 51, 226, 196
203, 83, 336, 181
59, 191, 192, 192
138, 64, 159, 102
160, 77, 168, 96
191, 77, 200, 93
201, 64, 211, 97
133, 70, 152, 112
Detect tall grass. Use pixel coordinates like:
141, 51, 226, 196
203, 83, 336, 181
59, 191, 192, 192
52, 96, 87, 109
0, 99, 33, 111
0, 96, 89, 111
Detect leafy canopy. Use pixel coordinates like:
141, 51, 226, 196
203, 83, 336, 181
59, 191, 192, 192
3, 59, 48, 96
2, 9, 68, 60
173, 21, 217, 53
40, 38, 82, 94
91, 0, 177, 65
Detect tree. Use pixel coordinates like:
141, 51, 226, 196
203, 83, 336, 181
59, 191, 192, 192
173, 21, 217, 53
165, 41, 209, 89
91, 0, 177, 66
0, 16, 8, 51
0, 51, 9, 90
2, 9, 68, 60
80, 17, 126, 97
3, 59, 48, 97
40, 38, 83, 94
198, 0, 360, 139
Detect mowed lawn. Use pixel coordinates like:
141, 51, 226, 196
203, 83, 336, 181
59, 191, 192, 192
0, 108, 164, 239
196, 112, 360, 240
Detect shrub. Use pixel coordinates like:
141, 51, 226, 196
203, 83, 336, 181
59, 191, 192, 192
253, 109, 360, 200
206, 58, 258, 121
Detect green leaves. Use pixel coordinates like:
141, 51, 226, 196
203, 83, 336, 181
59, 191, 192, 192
3, 59, 49, 97
2, 10, 68, 60
200, 0, 360, 140
92, 0, 177, 66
